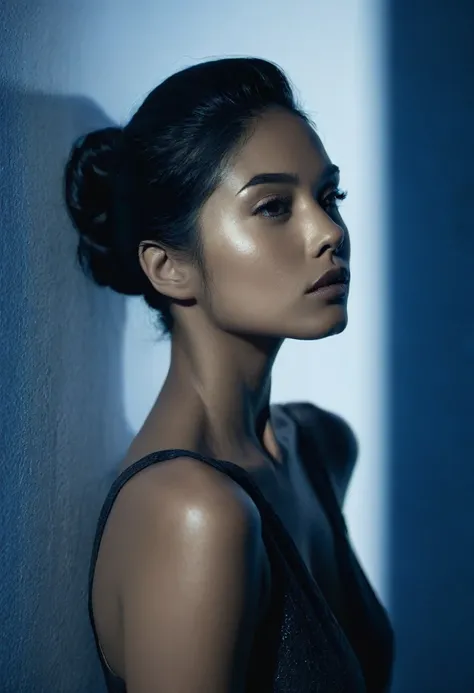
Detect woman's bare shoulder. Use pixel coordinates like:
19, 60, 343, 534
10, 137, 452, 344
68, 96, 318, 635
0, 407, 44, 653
111, 454, 264, 543
93, 454, 270, 684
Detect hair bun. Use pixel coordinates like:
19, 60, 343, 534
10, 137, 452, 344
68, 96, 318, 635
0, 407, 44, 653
64, 126, 143, 294
65, 126, 123, 252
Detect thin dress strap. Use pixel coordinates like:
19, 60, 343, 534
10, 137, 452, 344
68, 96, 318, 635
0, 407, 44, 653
88, 406, 356, 688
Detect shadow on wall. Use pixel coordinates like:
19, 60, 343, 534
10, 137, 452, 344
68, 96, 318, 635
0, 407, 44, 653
0, 81, 134, 693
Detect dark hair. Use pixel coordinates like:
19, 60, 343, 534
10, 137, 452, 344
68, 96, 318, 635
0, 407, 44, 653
64, 56, 312, 338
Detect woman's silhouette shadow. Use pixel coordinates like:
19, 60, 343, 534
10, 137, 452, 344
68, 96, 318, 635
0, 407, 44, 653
0, 81, 134, 692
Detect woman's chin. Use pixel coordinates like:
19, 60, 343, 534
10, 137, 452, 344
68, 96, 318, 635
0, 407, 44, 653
291, 309, 348, 341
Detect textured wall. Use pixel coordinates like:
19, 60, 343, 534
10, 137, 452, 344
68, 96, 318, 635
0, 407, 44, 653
0, 6, 133, 692
0, 1, 384, 691
0, 87, 133, 691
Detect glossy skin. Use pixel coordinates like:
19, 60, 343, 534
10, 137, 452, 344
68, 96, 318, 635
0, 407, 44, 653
134, 106, 351, 469
92, 106, 356, 690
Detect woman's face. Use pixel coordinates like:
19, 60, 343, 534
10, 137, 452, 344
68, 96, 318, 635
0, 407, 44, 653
197, 106, 351, 341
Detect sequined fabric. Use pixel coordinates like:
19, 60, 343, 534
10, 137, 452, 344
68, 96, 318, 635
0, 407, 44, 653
88, 402, 395, 692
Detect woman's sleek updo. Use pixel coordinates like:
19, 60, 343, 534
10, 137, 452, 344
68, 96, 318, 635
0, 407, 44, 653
64, 56, 311, 337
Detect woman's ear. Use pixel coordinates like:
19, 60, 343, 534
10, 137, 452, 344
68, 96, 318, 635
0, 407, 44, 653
138, 242, 197, 301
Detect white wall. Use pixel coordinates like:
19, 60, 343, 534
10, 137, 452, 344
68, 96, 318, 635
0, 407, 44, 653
0, 1, 388, 690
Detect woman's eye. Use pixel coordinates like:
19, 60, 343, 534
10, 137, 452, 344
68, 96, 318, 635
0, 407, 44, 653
254, 189, 347, 219
255, 196, 292, 219
322, 188, 348, 210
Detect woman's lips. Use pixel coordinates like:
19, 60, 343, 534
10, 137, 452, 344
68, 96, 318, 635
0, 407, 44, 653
306, 282, 348, 297
305, 266, 350, 293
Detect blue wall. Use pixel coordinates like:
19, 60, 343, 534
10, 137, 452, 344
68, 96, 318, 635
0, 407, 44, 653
0, 77, 131, 693
387, 0, 474, 690
1, 0, 473, 690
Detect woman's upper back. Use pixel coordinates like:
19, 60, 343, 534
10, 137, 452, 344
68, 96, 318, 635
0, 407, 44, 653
88, 403, 394, 692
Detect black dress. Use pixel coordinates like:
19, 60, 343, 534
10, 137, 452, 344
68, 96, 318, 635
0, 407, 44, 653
88, 401, 395, 692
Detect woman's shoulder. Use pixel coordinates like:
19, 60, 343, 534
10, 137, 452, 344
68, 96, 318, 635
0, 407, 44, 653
92, 453, 270, 685
112, 453, 262, 529
280, 400, 359, 506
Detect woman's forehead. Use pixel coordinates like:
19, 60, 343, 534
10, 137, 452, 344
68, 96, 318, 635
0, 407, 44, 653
221, 109, 331, 197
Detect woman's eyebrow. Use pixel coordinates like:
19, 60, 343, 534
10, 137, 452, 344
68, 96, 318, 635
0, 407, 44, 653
236, 164, 340, 195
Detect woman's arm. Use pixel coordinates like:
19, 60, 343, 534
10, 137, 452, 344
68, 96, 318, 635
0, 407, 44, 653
116, 457, 267, 693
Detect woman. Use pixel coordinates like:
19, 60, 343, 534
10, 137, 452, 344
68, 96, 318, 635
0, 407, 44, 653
64, 57, 395, 692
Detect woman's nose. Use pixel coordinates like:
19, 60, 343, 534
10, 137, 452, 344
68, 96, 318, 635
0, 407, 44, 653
310, 215, 346, 258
